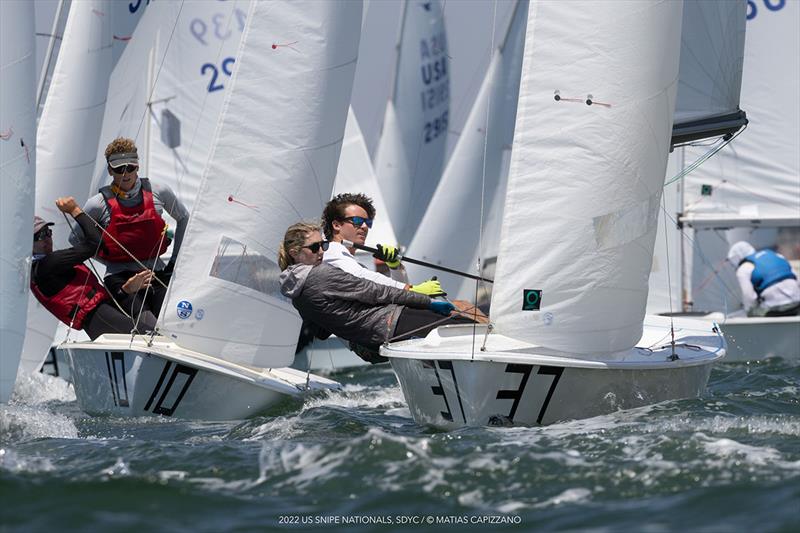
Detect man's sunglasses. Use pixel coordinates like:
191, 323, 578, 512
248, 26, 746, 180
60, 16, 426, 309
303, 241, 330, 253
34, 227, 52, 241
109, 164, 139, 175
342, 216, 373, 229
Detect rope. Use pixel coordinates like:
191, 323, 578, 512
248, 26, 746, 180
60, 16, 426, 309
59, 212, 156, 339
663, 124, 747, 187
470, 0, 499, 362
660, 193, 678, 358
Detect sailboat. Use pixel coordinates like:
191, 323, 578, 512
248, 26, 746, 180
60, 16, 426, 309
0, 0, 36, 403
383, 0, 726, 429
652, 1, 799, 362
373, 0, 450, 246
38, 1, 249, 382
19, 0, 148, 378
63, 0, 361, 419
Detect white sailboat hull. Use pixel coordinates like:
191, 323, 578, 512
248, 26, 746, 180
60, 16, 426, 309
384, 316, 725, 429
65, 334, 341, 420
705, 313, 800, 363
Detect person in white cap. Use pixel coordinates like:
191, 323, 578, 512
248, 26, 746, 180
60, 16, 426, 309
31, 197, 157, 339
70, 137, 189, 318
727, 241, 800, 316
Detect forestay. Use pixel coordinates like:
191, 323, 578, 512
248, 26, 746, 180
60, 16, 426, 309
20, 0, 148, 375
405, 0, 527, 299
159, 0, 362, 368
672, 0, 747, 145
491, 0, 683, 355
0, 0, 36, 402
333, 108, 398, 249
373, 0, 450, 246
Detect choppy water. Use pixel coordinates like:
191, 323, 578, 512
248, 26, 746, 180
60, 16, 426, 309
2, 359, 799, 532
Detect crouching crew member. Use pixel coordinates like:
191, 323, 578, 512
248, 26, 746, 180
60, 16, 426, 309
31, 197, 157, 339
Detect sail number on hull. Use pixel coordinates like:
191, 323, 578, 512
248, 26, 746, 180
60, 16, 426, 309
421, 360, 564, 425
104, 352, 197, 416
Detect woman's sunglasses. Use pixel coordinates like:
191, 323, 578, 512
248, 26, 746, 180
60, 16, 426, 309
34, 228, 52, 241
303, 241, 330, 253
342, 216, 373, 229
109, 164, 139, 175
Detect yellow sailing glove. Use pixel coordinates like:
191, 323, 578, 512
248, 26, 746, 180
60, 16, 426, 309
373, 243, 401, 269
410, 278, 446, 297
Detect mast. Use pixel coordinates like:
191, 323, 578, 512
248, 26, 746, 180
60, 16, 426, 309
35, 0, 66, 115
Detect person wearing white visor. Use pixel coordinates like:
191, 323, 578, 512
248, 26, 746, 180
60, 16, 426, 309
727, 241, 800, 317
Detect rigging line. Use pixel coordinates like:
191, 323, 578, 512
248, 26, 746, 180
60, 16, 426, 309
134, 0, 185, 143
59, 212, 148, 333
659, 207, 739, 308
664, 124, 747, 187
79, 210, 169, 289
472, 0, 499, 362
661, 193, 677, 358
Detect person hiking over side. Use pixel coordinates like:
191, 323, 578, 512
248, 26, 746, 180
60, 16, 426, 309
32, 197, 156, 339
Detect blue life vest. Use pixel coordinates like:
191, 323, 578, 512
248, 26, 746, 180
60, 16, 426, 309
743, 250, 797, 294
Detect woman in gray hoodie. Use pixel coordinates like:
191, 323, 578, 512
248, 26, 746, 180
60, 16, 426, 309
278, 222, 464, 363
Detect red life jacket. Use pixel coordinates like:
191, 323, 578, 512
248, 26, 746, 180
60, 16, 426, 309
98, 178, 169, 263
30, 264, 108, 329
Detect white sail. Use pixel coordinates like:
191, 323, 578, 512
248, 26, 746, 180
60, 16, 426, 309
1, 0, 36, 402
159, 0, 362, 368
404, 0, 527, 299
20, 0, 147, 375
333, 107, 398, 248
672, 0, 747, 145
646, 153, 683, 314
373, 0, 450, 246
90, 0, 248, 209
681, 1, 799, 222
491, 0, 683, 355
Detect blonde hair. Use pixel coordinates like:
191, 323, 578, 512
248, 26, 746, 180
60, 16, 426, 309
278, 221, 321, 270
104, 137, 138, 160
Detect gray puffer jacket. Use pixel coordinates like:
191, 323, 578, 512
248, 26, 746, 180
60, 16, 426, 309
279, 262, 431, 349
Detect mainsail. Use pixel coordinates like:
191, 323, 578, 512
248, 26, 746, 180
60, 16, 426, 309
491, 0, 683, 355
672, 0, 747, 145
89, 0, 248, 210
159, 0, 362, 368
373, 0, 450, 246
1, 0, 36, 402
405, 0, 527, 300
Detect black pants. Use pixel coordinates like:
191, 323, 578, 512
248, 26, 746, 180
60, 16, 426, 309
83, 301, 157, 340
392, 307, 476, 342
104, 269, 170, 319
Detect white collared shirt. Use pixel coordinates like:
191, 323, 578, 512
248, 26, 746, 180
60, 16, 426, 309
323, 241, 406, 289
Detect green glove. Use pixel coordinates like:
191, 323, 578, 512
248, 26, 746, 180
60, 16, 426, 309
410, 278, 446, 297
373, 243, 401, 268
